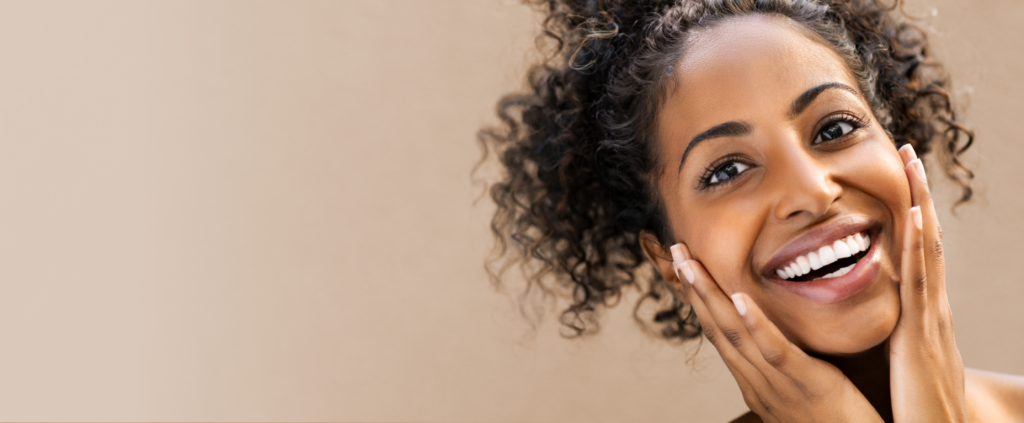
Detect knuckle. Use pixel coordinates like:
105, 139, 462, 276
911, 271, 928, 294
803, 387, 829, 405
744, 319, 766, 338
762, 349, 788, 369
937, 309, 955, 334
703, 325, 720, 346
938, 320, 953, 337
933, 239, 944, 258
720, 328, 744, 348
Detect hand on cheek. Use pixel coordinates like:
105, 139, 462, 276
667, 244, 882, 422
889, 145, 967, 422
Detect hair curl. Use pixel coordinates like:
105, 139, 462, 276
477, 0, 974, 341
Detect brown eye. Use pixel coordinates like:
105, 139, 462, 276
814, 121, 853, 144
708, 161, 750, 184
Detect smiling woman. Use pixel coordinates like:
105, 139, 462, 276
654, 15, 909, 357
479, 0, 1024, 421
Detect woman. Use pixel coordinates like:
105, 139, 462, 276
479, 0, 1024, 421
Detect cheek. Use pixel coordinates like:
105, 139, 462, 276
836, 137, 912, 214
684, 204, 761, 293
832, 134, 912, 290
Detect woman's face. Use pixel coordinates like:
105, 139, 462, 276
654, 15, 911, 355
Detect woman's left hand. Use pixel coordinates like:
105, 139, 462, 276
889, 145, 968, 422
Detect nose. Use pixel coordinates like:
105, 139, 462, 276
770, 144, 842, 221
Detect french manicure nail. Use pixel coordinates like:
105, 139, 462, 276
911, 206, 922, 230
680, 261, 695, 284
731, 293, 747, 316
670, 244, 685, 264
899, 144, 918, 161
908, 158, 927, 182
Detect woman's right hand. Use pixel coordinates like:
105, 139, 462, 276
669, 244, 883, 423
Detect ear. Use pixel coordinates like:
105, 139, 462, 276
639, 230, 692, 303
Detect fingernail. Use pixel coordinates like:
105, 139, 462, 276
731, 293, 747, 316
670, 244, 686, 264
910, 206, 922, 230
679, 261, 695, 284
899, 144, 918, 161
908, 158, 927, 182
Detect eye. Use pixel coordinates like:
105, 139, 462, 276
814, 121, 854, 144
707, 161, 750, 185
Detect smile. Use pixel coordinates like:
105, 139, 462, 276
761, 215, 883, 304
775, 232, 872, 282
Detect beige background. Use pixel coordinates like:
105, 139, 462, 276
0, 0, 1019, 421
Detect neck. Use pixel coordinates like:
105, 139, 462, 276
812, 340, 893, 423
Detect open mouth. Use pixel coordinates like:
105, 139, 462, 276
774, 231, 872, 282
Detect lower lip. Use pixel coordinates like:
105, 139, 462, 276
769, 236, 881, 304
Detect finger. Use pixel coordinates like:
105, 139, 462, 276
681, 260, 788, 381
669, 249, 776, 394
683, 276, 777, 410
670, 242, 692, 263
731, 292, 824, 385
897, 143, 916, 167
731, 371, 773, 419
676, 261, 754, 368
901, 146, 946, 296
669, 245, 746, 362
900, 206, 928, 322
715, 333, 771, 417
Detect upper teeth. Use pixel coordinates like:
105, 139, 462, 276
775, 232, 870, 281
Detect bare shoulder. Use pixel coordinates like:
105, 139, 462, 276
726, 369, 1024, 423
965, 367, 1024, 422
729, 410, 761, 423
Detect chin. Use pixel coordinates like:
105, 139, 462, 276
802, 293, 900, 356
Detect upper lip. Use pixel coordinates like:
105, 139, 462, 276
760, 214, 879, 279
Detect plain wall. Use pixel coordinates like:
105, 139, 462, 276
0, 0, 1020, 421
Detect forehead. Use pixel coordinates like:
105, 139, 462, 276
659, 14, 859, 136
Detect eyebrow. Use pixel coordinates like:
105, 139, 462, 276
677, 121, 751, 174
676, 82, 861, 175
789, 82, 860, 119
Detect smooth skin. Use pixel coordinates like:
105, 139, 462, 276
638, 15, 1024, 422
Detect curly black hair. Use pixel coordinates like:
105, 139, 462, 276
477, 0, 974, 342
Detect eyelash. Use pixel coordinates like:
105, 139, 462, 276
697, 154, 749, 190
814, 112, 867, 144
696, 112, 868, 190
